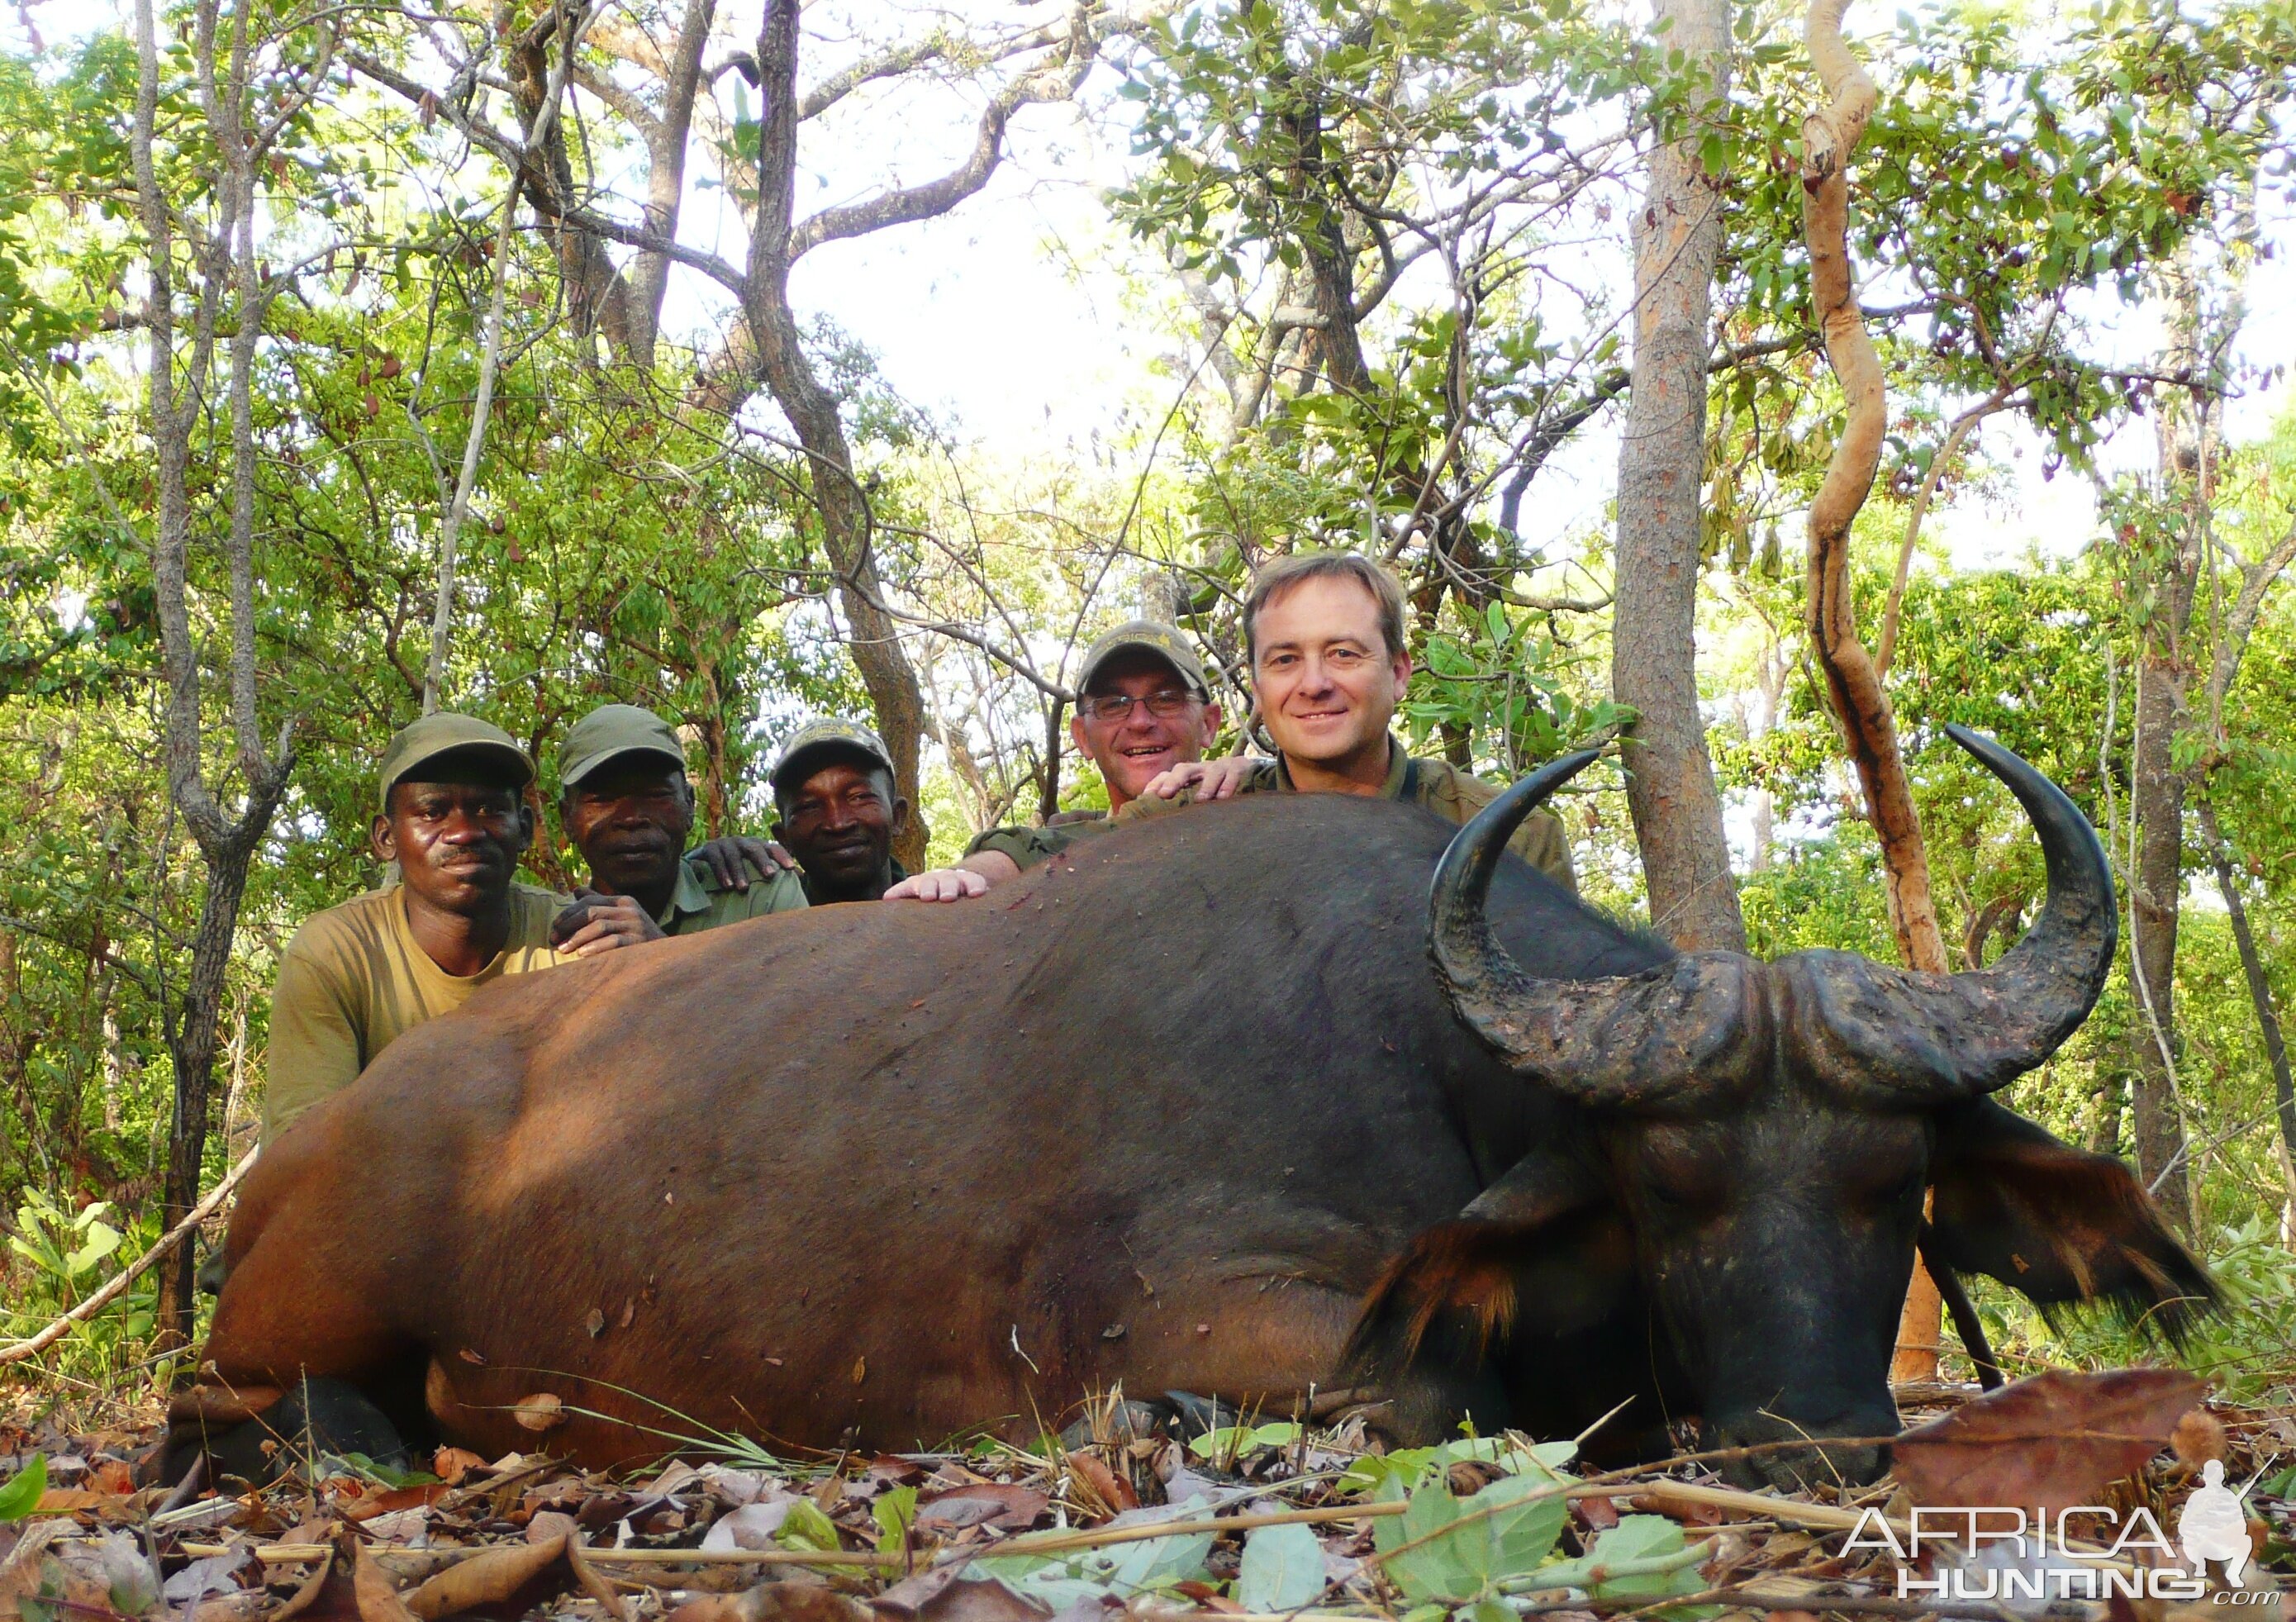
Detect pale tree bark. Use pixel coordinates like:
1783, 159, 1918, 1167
2125, 256, 2208, 1235
131, 0, 323, 1351
1796, 0, 1946, 1378
424, 4, 589, 712
1611, 0, 1744, 954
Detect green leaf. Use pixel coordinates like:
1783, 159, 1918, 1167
776, 1499, 841, 1553
1376, 1468, 1565, 1604
1237, 1522, 1325, 1611
873, 1486, 917, 1553
0, 1455, 46, 1521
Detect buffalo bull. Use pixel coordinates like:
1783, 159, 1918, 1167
194, 728, 2205, 1486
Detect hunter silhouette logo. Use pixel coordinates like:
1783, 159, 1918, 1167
2178, 1460, 2253, 1586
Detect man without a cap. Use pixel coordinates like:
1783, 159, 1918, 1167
888, 619, 1224, 902
552, 704, 808, 947
263, 713, 576, 1143
769, 719, 912, 904
1125, 551, 1576, 889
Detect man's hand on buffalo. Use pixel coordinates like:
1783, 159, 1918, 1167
550, 890, 668, 954
1141, 754, 1260, 802
688, 835, 797, 890
886, 863, 996, 902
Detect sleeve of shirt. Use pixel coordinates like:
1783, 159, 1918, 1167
1508, 811, 1579, 896
261, 939, 363, 1144
964, 825, 1080, 872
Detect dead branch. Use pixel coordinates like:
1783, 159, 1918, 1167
1799, 0, 1943, 977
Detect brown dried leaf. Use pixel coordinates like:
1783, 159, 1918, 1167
511, 1393, 565, 1434
1062, 1451, 1137, 1520
1892, 1368, 2204, 1512
403, 1534, 565, 1620
914, 1483, 1049, 1534
672, 1581, 871, 1622
430, 1449, 486, 1487
874, 1567, 1050, 1622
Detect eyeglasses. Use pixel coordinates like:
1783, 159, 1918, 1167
1077, 688, 1200, 722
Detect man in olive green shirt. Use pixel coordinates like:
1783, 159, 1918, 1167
1124, 550, 1576, 888
264, 714, 587, 1142
889, 620, 1224, 901
553, 703, 808, 941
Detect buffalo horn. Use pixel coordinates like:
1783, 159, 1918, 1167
1427, 750, 1762, 1106
1795, 724, 2118, 1101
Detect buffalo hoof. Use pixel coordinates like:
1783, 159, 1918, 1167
1707, 1414, 1892, 1491
183, 1377, 416, 1488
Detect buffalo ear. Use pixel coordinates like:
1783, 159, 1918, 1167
1344, 1147, 1632, 1382
1928, 1097, 2215, 1334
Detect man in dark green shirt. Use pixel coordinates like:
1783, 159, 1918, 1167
888, 619, 1225, 902
552, 704, 808, 945
1123, 551, 1576, 889
770, 718, 912, 904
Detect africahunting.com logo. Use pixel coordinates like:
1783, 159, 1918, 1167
1842, 1467, 2265, 1606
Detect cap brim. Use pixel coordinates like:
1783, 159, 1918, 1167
1080, 641, 1200, 692
561, 743, 687, 787
772, 740, 892, 791
382, 740, 535, 806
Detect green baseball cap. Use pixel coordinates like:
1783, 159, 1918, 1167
375, 712, 535, 811
771, 716, 895, 793
559, 703, 687, 789
1076, 620, 1210, 698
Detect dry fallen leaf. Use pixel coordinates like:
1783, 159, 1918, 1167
511, 1392, 566, 1433
1062, 1449, 1137, 1518
2173, 1407, 2227, 1468
914, 1482, 1050, 1534
431, 1448, 486, 1486
873, 1567, 1050, 1622
405, 1533, 566, 1620
1893, 1368, 2205, 1512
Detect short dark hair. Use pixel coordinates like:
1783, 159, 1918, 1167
1243, 551, 1408, 666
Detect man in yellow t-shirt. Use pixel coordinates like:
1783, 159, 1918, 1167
262, 712, 628, 1142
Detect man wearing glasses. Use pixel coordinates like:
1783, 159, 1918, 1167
888, 621, 1224, 901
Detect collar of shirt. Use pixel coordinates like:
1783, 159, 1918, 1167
1274, 735, 1409, 798
655, 858, 716, 929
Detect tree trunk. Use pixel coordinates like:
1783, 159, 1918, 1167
2127, 653, 2193, 1232
1610, 0, 1742, 954
1797, 0, 1947, 1378
731, 0, 932, 869
2124, 260, 2206, 1236
155, 837, 269, 1347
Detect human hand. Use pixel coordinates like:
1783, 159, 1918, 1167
883, 868, 991, 903
1141, 755, 1261, 801
551, 890, 668, 955
688, 835, 797, 890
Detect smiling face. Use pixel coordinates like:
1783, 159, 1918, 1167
563, 758, 694, 902
370, 749, 534, 918
1250, 573, 1413, 775
1070, 651, 1223, 809
772, 754, 908, 901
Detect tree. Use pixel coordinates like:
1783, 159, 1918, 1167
1610, 0, 1743, 952
126, 0, 330, 1348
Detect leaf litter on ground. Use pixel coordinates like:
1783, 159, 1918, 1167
0, 1368, 2288, 1622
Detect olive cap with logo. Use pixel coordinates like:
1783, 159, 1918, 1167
559, 703, 687, 790
771, 717, 896, 794
375, 712, 535, 812
1076, 620, 1210, 699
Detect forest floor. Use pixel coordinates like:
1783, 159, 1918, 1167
1, 1373, 2290, 1622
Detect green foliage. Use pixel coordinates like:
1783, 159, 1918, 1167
0, 1454, 45, 1522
